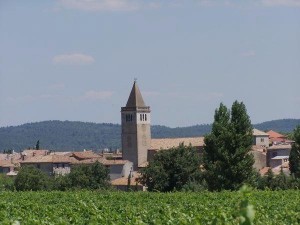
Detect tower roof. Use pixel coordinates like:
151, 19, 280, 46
126, 81, 146, 107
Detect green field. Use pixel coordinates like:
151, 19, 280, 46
0, 190, 299, 224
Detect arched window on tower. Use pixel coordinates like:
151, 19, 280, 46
142, 114, 145, 121
145, 114, 147, 121
130, 114, 133, 122
140, 114, 142, 121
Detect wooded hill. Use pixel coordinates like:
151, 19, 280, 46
0, 119, 299, 151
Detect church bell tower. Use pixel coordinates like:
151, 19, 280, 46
121, 81, 151, 170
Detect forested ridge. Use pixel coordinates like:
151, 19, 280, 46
0, 119, 299, 151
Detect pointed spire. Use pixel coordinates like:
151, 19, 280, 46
126, 81, 146, 107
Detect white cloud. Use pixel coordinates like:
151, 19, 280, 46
262, 0, 300, 7
52, 53, 95, 65
241, 50, 256, 57
57, 0, 140, 11
80, 90, 114, 101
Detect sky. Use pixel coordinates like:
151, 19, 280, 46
0, 0, 300, 128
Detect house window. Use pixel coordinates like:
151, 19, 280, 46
272, 152, 277, 157
62, 164, 65, 169
261, 138, 264, 142
37, 164, 41, 169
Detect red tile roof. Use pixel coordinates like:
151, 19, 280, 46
267, 130, 286, 139
0, 160, 15, 168
150, 137, 204, 150
70, 157, 129, 166
70, 151, 100, 160
20, 155, 74, 164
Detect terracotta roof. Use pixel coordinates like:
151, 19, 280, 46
71, 158, 104, 165
267, 130, 286, 139
0, 154, 9, 161
0, 153, 22, 162
271, 138, 286, 143
150, 137, 204, 150
253, 129, 269, 136
71, 157, 129, 166
126, 81, 146, 108
268, 144, 291, 150
0, 160, 15, 167
70, 151, 100, 160
103, 159, 129, 166
21, 155, 73, 164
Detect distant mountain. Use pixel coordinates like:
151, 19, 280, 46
253, 119, 300, 133
0, 119, 299, 151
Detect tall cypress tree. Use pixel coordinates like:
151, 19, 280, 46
203, 101, 254, 191
289, 126, 300, 178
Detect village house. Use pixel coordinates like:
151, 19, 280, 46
147, 137, 205, 163
266, 144, 291, 168
17, 149, 133, 180
0, 152, 20, 176
251, 145, 267, 170
252, 129, 269, 147
267, 130, 295, 145
20, 154, 73, 175
267, 130, 287, 144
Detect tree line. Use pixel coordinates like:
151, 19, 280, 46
1, 119, 299, 151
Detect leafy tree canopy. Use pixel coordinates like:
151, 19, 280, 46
14, 165, 52, 191
64, 162, 111, 190
139, 144, 202, 192
203, 101, 255, 191
289, 126, 300, 178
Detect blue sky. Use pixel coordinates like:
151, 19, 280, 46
0, 0, 299, 127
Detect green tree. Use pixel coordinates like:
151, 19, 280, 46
66, 162, 110, 190
289, 126, 300, 178
203, 101, 255, 191
14, 166, 52, 191
138, 144, 202, 192
0, 174, 15, 191
35, 140, 40, 150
